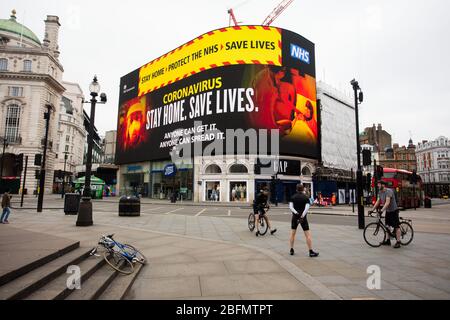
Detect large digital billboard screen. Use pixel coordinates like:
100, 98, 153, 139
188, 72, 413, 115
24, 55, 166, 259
116, 26, 318, 164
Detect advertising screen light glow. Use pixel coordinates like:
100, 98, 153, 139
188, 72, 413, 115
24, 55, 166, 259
116, 26, 318, 164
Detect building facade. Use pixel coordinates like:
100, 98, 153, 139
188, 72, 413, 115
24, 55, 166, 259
379, 139, 417, 172
416, 136, 450, 197
102, 130, 116, 164
53, 81, 86, 193
313, 81, 358, 203
360, 123, 392, 152
0, 11, 65, 194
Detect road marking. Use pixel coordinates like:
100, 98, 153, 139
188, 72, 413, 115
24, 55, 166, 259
164, 207, 184, 215
228, 210, 231, 216
143, 206, 164, 212
195, 208, 206, 217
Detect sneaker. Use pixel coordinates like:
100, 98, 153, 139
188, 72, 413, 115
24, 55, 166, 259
393, 241, 401, 249
381, 239, 391, 246
255, 231, 260, 237
3, 221, 9, 224
309, 250, 319, 257
270, 228, 277, 235
290, 248, 294, 255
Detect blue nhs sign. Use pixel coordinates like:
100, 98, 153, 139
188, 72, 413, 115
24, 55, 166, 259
290, 44, 310, 64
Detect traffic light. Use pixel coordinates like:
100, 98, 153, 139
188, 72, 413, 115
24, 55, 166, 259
14, 153, 24, 174
366, 173, 372, 190
34, 154, 42, 166
376, 165, 384, 180
362, 149, 372, 166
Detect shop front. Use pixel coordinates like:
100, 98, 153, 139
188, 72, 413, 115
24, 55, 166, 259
120, 163, 149, 197
150, 161, 193, 200
254, 157, 304, 204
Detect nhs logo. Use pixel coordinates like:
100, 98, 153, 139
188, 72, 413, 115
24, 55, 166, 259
290, 44, 310, 64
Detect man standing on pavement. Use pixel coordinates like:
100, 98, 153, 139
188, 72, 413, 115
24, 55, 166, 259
289, 184, 319, 257
1, 189, 12, 224
371, 180, 402, 248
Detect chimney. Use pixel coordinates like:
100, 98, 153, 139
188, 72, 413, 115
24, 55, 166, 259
43, 15, 60, 58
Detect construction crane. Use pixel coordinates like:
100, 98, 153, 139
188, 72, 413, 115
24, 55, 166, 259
262, 0, 295, 26
227, 8, 239, 26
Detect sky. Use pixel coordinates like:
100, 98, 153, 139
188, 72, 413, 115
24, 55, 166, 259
2, 0, 449, 146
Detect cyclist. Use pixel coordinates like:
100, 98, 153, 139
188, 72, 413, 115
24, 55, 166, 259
289, 184, 319, 257
371, 180, 401, 248
253, 186, 277, 236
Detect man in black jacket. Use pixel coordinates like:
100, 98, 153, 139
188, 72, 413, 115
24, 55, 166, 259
289, 184, 319, 257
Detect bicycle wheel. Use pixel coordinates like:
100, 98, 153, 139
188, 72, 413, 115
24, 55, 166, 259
248, 213, 255, 232
399, 221, 414, 245
258, 216, 269, 235
103, 250, 134, 275
123, 244, 147, 265
363, 222, 386, 247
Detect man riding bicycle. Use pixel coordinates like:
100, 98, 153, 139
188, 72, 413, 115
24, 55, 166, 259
253, 186, 277, 237
371, 180, 402, 248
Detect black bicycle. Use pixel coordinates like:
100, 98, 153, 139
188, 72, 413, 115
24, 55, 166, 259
248, 205, 269, 235
363, 210, 414, 247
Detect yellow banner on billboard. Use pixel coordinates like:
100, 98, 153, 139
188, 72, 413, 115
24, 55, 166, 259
138, 26, 282, 96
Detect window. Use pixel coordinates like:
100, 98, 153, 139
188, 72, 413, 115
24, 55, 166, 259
229, 164, 248, 174
23, 60, 32, 72
66, 135, 70, 142
8, 86, 23, 97
65, 145, 69, 152
0, 58, 7, 71
205, 164, 222, 174
5, 104, 21, 143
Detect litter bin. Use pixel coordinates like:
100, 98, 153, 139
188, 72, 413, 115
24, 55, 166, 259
424, 197, 432, 208
170, 192, 177, 203
119, 196, 141, 216
64, 193, 81, 215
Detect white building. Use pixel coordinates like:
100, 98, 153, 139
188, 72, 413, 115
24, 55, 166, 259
102, 130, 116, 164
53, 81, 86, 191
416, 136, 450, 197
0, 11, 64, 194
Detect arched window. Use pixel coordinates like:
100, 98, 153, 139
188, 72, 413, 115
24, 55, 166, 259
0, 58, 7, 71
205, 164, 222, 174
229, 164, 248, 174
5, 104, 21, 143
23, 59, 32, 72
301, 166, 311, 176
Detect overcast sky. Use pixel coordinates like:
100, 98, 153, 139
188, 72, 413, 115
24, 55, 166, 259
3, 0, 449, 145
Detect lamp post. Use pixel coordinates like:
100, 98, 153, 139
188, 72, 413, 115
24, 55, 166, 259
76, 76, 107, 226
0, 137, 8, 182
37, 104, 52, 212
61, 151, 69, 199
351, 79, 365, 229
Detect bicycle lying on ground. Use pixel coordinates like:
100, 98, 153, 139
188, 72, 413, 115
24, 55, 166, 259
248, 205, 270, 235
363, 210, 414, 247
90, 234, 147, 274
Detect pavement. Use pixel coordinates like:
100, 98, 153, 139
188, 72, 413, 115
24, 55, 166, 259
2, 196, 450, 300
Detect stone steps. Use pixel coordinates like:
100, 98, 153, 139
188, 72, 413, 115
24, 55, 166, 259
25, 254, 106, 300
98, 263, 144, 300
0, 246, 92, 300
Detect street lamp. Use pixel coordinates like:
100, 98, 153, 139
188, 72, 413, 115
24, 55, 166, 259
351, 79, 365, 229
37, 104, 52, 212
76, 76, 107, 227
61, 151, 69, 199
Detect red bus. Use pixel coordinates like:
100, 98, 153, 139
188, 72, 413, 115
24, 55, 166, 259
372, 168, 423, 209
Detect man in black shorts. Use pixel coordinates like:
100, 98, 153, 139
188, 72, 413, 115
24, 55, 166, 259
371, 180, 401, 248
289, 184, 319, 257
253, 187, 277, 236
